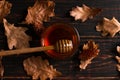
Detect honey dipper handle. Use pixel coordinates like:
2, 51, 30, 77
0, 46, 54, 56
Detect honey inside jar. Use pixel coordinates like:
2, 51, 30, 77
41, 23, 80, 60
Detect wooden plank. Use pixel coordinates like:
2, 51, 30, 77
0, 0, 119, 79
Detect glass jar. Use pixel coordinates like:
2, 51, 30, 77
41, 23, 80, 60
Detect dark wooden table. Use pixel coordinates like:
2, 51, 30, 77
0, 0, 120, 80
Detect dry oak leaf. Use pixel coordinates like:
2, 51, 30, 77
96, 17, 120, 37
116, 46, 120, 72
117, 46, 120, 55
79, 40, 100, 70
0, 0, 12, 22
3, 18, 31, 49
25, 0, 55, 31
70, 4, 101, 22
0, 56, 4, 77
23, 56, 61, 80
115, 56, 120, 72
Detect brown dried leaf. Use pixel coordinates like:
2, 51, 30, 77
70, 4, 101, 22
115, 56, 120, 72
116, 64, 120, 72
117, 46, 120, 55
116, 46, 120, 72
0, 57, 4, 76
23, 56, 61, 80
96, 17, 120, 37
25, 0, 55, 31
116, 56, 120, 63
0, 0, 12, 22
79, 40, 100, 69
3, 18, 31, 49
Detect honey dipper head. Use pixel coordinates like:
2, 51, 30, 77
55, 39, 73, 54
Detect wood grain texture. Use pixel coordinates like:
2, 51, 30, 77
0, 0, 120, 80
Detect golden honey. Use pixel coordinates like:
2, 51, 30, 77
41, 23, 80, 60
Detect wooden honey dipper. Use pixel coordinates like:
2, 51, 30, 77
0, 39, 73, 56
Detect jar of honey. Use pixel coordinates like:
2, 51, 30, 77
41, 23, 80, 60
